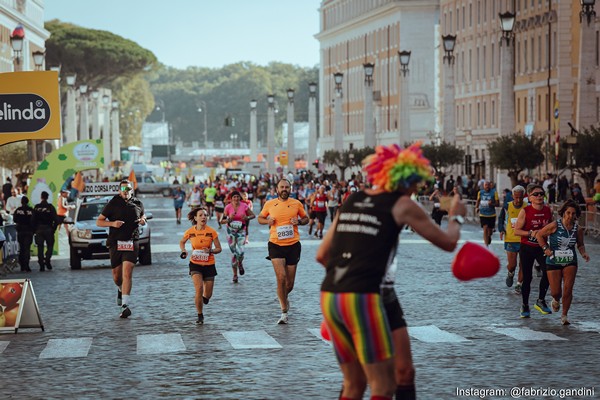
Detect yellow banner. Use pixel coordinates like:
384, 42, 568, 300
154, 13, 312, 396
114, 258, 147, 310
0, 71, 61, 146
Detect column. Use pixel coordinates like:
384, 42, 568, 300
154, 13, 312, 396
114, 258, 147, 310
250, 100, 258, 161
90, 91, 101, 140
64, 83, 78, 144
267, 95, 275, 172
399, 74, 410, 144
576, 10, 596, 130
443, 58, 456, 143
102, 93, 112, 169
286, 90, 295, 172
78, 86, 90, 141
499, 38, 516, 136
308, 83, 318, 172
111, 102, 120, 166
364, 65, 375, 148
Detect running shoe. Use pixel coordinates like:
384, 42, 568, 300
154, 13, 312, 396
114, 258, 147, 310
203, 296, 210, 305
534, 298, 552, 314
514, 282, 522, 295
277, 312, 289, 325
119, 305, 131, 319
551, 299, 560, 313
520, 304, 530, 318
196, 314, 204, 325
561, 315, 570, 325
238, 261, 245, 276
505, 271, 515, 287
233, 276, 238, 283
117, 289, 122, 306
308, 226, 313, 235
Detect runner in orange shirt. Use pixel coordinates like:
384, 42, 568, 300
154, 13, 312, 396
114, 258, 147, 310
180, 207, 222, 324
257, 178, 309, 324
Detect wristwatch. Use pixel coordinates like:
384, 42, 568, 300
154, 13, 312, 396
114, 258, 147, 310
449, 215, 465, 225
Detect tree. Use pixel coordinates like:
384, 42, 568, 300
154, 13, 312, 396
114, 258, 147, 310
421, 142, 464, 177
322, 147, 374, 180
558, 127, 600, 195
487, 133, 545, 187
0, 142, 34, 183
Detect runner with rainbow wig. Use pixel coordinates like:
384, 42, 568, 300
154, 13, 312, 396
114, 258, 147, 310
317, 142, 466, 400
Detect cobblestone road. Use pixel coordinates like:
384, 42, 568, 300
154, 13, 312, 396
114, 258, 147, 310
1, 196, 599, 399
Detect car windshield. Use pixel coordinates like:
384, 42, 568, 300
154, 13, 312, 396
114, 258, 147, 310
77, 202, 105, 221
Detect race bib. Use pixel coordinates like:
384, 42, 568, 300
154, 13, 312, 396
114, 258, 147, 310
191, 249, 210, 262
316, 201, 325, 208
215, 201, 224, 208
276, 224, 294, 241
480, 200, 490, 207
434, 202, 441, 208
510, 218, 518, 228
230, 220, 243, 230
554, 249, 574, 264
117, 240, 134, 252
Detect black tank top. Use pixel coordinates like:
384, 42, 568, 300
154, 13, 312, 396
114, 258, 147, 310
321, 191, 403, 293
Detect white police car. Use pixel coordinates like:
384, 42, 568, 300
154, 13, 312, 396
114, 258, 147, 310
66, 183, 152, 270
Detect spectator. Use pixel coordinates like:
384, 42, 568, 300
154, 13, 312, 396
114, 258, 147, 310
2, 177, 13, 204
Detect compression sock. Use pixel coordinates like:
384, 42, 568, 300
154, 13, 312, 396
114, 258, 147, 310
395, 385, 417, 400
122, 295, 130, 307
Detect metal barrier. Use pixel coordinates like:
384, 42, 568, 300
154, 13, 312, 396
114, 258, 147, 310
0, 224, 19, 275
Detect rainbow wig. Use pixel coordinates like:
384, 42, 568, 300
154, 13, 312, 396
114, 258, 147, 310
362, 142, 433, 192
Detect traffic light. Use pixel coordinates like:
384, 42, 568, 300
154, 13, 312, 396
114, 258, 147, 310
224, 116, 230, 126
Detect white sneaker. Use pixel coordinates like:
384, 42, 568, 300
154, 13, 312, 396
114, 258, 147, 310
277, 312, 289, 325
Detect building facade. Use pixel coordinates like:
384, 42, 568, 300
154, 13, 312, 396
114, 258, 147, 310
316, 0, 440, 152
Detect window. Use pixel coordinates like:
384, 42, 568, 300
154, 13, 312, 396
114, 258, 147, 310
517, 98, 521, 123
463, 6, 466, 29
477, 103, 481, 126
524, 39, 528, 73
483, 45, 486, 79
469, 49, 472, 80
491, 43, 495, 76
538, 35, 542, 70
531, 36, 535, 71
492, 100, 496, 126
538, 94, 541, 121
524, 97, 528, 122
545, 93, 549, 121
477, 47, 480, 80
596, 31, 599, 67
483, 101, 487, 126
546, 33, 550, 69
469, 4, 472, 27
517, 40, 521, 73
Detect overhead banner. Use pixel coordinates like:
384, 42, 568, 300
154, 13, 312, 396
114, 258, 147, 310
0, 279, 44, 334
0, 71, 61, 146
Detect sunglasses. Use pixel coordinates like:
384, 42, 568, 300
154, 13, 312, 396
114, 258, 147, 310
530, 192, 544, 197
120, 186, 133, 192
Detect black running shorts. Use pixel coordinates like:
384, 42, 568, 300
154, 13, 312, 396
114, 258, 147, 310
267, 241, 301, 266
189, 263, 217, 279
109, 241, 139, 268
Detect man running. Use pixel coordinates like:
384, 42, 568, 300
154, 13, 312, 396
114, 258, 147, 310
475, 180, 498, 246
96, 180, 147, 318
513, 183, 553, 318
203, 182, 218, 219
498, 185, 526, 293
257, 178, 309, 324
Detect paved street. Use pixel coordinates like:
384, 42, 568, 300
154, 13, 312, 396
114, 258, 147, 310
1, 195, 599, 399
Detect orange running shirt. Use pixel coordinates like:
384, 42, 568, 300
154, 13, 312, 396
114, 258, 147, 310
182, 225, 218, 265
260, 197, 307, 246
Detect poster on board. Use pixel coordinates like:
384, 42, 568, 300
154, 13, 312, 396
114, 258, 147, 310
0, 279, 44, 334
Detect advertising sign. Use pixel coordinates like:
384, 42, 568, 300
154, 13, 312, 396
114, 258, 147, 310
0, 279, 44, 334
0, 71, 61, 145
81, 182, 120, 196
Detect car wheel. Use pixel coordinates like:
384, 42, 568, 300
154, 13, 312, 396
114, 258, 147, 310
139, 241, 152, 265
70, 246, 82, 270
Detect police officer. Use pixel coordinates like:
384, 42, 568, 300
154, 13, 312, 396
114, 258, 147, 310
96, 180, 147, 319
14, 196, 34, 272
32, 191, 58, 271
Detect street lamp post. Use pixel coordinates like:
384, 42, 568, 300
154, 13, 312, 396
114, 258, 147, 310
32, 51, 45, 71
333, 72, 344, 152
90, 90, 101, 139
398, 50, 411, 145
267, 94, 276, 172
102, 94, 112, 170
566, 122, 580, 184
499, 11, 516, 137
250, 99, 258, 161
64, 74, 78, 144
442, 35, 457, 144
363, 63, 375, 148
111, 101, 120, 168
577, 0, 597, 130
197, 100, 207, 146
10, 25, 24, 69
308, 82, 318, 172
79, 85, 90, 141
286, 88, 295, 172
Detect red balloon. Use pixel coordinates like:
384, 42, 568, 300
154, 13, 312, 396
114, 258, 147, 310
320, 320, 331, 341
452, 241, 500, 281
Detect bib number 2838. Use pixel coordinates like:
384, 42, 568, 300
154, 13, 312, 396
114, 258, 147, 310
276, 225, 294, 240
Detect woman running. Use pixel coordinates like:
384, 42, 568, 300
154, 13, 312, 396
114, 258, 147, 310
535, 199, 590, 325
214, 191, 226, 229
179, 207, 222, 324
241, 191, 254, 244
222, 191, 255, 283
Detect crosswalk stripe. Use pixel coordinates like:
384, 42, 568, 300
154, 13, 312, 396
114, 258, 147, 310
489, 327, 567, 341
137, 333, 186, 355
408, 325, 470, 343
308, 328, 332, 344
39, 338, 93, 359
222, 330, 282, 349
0, 341, 9, 354
573, 321, 600, 333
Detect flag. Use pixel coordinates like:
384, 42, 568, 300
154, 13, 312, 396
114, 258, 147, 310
128, 170, 138, 190
72, 172, 85, 192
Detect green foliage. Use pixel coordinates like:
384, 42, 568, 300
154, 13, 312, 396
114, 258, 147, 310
487, 133, 545, 186
322, 147, 374, 180
0, 142, 33, 175
421, 142, 464, 173
45, 20, 157, 88
569, 127, 600, 194
147, 62, 319, 145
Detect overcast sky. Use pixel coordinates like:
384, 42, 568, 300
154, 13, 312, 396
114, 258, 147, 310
45, 0, 322, 69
